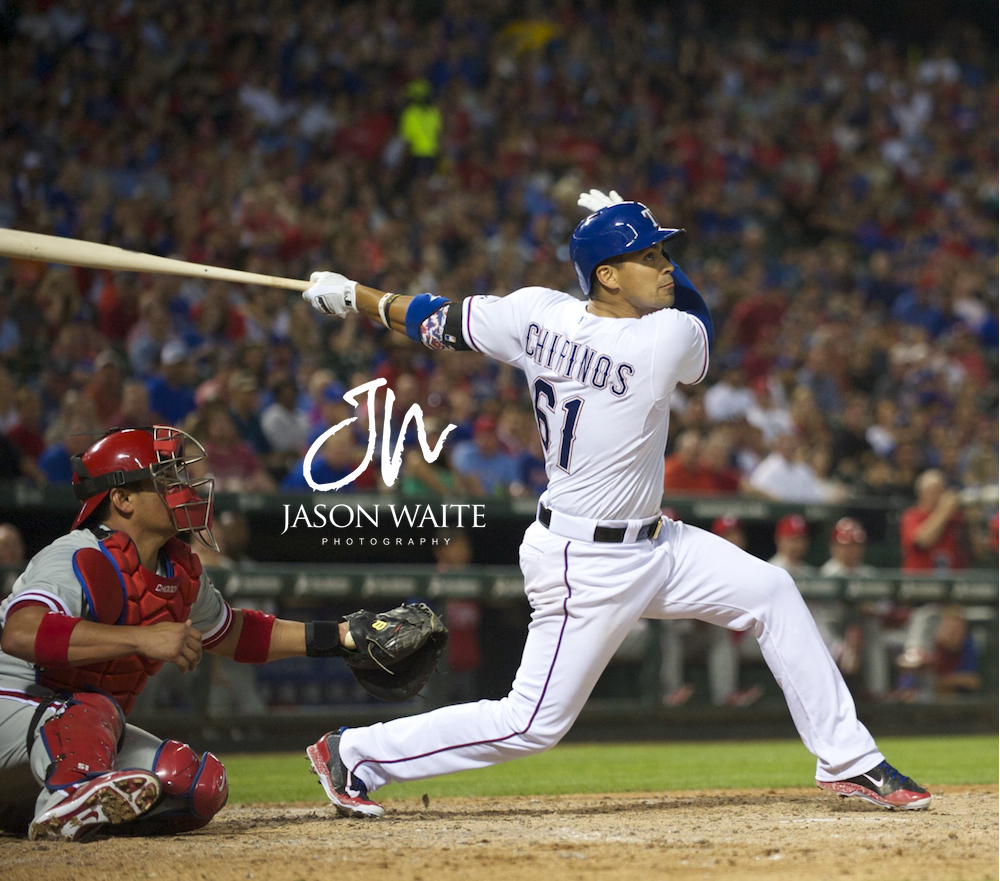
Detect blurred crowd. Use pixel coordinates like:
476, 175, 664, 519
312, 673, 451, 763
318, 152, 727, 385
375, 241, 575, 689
658, 508, 988, 706
0, 1, 997, 569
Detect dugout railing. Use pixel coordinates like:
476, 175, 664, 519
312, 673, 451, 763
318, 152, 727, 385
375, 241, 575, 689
5, 563, 994, 605
0, 485, 977, 567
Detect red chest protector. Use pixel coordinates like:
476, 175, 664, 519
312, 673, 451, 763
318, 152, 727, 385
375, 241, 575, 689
38, 531, 203, 714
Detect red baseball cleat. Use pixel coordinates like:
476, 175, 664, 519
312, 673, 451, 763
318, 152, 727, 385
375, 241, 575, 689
817, 761, 931, 810
29, 771, 162, 841
306, 729, 384, 819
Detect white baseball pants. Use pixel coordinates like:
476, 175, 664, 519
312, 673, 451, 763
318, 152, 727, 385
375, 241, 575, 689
340, 518, 882, 792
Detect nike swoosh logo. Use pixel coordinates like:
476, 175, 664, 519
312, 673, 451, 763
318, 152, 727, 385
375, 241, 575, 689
863, 773, 885, 787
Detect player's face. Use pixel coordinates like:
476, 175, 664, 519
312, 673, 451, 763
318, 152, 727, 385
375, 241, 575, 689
604, 243, 675, 317
833, 542, 864, 568
779, 534, 808, 562
133, 481, 178, 535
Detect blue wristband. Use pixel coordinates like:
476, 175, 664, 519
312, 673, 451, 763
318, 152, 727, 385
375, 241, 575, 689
405, 293, 450, 341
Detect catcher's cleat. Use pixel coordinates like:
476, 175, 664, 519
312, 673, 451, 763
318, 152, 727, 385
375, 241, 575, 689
29, 770, 162, 841
306, 730, 384, 819
817, 760, 931, 810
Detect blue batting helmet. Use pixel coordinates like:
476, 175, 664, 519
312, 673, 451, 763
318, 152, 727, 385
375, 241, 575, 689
570, 201, 683, 297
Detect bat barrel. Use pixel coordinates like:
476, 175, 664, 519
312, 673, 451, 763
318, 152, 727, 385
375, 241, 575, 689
0, 228, 309, 292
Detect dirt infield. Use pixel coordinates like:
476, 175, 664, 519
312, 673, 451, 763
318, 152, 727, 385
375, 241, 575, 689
1, 785, 996, 881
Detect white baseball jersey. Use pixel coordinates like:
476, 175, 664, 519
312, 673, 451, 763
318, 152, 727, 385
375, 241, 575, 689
333, 282, 887, 800
461, 287, 709, 520
0, 530, 232, 698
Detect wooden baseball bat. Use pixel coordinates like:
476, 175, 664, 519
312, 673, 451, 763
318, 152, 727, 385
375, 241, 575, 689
0, 228, 310, 292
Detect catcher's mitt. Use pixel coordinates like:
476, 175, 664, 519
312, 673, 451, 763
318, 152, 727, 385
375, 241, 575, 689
308, 603, 448, 702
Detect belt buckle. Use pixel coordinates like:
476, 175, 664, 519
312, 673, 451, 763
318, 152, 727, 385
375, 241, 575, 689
651, 518, 663, 540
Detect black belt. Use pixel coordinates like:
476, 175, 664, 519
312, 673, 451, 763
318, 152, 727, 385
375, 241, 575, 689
538, 504, 661, 543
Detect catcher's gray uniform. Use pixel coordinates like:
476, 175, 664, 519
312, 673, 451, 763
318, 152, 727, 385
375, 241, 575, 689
0, 529, 232, 832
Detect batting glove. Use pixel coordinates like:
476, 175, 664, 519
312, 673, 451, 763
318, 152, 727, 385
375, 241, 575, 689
577, 188, 624, 213
303, 271, 359, 317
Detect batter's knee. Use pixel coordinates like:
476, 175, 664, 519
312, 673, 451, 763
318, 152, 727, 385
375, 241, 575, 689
758, 565, 809, 621
518, 721, 570, 752
499, 695, 573, 753
770, 566, 800, 598
149, 740, 228, 832
774, 566, 805, 607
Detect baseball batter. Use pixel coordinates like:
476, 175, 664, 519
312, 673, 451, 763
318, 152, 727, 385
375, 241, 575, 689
302, 190, 930, 815
0, 425, 442, 840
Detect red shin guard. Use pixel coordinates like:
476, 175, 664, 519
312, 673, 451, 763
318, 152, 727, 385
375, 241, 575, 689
38, 692, 125, 790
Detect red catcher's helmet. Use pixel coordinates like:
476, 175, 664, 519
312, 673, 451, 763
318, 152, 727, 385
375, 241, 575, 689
71, 426, 218, 551
830, 517, 866, 545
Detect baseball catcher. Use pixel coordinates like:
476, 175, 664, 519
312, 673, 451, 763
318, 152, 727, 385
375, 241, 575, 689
0, 426, 446, 840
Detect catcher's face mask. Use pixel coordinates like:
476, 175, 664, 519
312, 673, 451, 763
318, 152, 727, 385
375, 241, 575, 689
149, 427, 219, 552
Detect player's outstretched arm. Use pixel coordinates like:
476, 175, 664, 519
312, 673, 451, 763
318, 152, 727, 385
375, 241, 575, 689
303, 271, 468, 352
206, 610, 352, 663
301, 271, 412, 334
206, 604, 448, 702
1, 606, 204, 672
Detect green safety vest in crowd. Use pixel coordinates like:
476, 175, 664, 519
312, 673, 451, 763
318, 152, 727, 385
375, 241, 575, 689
400, 104, 442, 158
